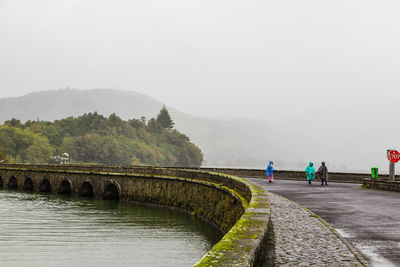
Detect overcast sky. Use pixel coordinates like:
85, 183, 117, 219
1, 0, 400, 122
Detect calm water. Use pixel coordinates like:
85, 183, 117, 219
0, 190, 223, 267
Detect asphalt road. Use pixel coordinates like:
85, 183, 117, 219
246, 178, 400, 267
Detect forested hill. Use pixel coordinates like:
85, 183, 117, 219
0, 108, 203, 167
0, 89, 281, 170
0, 89, 278, 168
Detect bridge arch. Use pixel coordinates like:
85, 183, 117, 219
39, 178, 51, 193
8, 176, 17, 189
23, 177, 34, 191
57, 180, 71, 195
79, 181, 94, 197
102, 182, 120, 200
0, 176, 3, 189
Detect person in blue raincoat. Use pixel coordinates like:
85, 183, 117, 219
266, 161, 274, 183
305, 162, 315, 185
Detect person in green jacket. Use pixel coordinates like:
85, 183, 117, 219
305, 162, 315, 185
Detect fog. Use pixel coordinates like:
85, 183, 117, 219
1, 0, 400, 172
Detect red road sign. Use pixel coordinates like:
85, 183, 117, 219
387, 150, 400, 163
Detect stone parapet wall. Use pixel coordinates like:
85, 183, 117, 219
363, 178, 400, 192
0, 163, 386, 183
201, 168, 376, 183
0, 164, 271, 267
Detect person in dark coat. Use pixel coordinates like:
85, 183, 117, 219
317, 162, 328, 186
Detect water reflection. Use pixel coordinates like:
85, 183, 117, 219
0, 190, 222, 266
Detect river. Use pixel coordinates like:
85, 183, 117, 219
0, 190, 223, 266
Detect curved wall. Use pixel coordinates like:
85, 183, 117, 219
0, 164, 271, 266
0, 163, 377, 183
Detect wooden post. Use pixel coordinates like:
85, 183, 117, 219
388, 149, 395, 182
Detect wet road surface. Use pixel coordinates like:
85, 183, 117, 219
247, 178, 400, 267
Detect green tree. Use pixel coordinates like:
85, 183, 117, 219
5, 118, 23, 128
147, 118, 162, 133
41, 125, 62, 146
156, 106, 174, 130
25, 136, 55, 164
0, 145, 6, 160
58, 137, 78, 160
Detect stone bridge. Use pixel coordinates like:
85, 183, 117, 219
0, 164, 272, 266
0, 170, 120, 199
1, 167, 128, 200
1, 164, 384, 266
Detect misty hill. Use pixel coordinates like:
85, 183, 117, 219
0, 89, 279, 168
1, 89, 392, 172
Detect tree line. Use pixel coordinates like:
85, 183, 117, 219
0, 107, 203, 167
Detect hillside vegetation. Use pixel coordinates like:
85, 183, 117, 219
0, 107, 203, 167
0, 89, 277, 168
